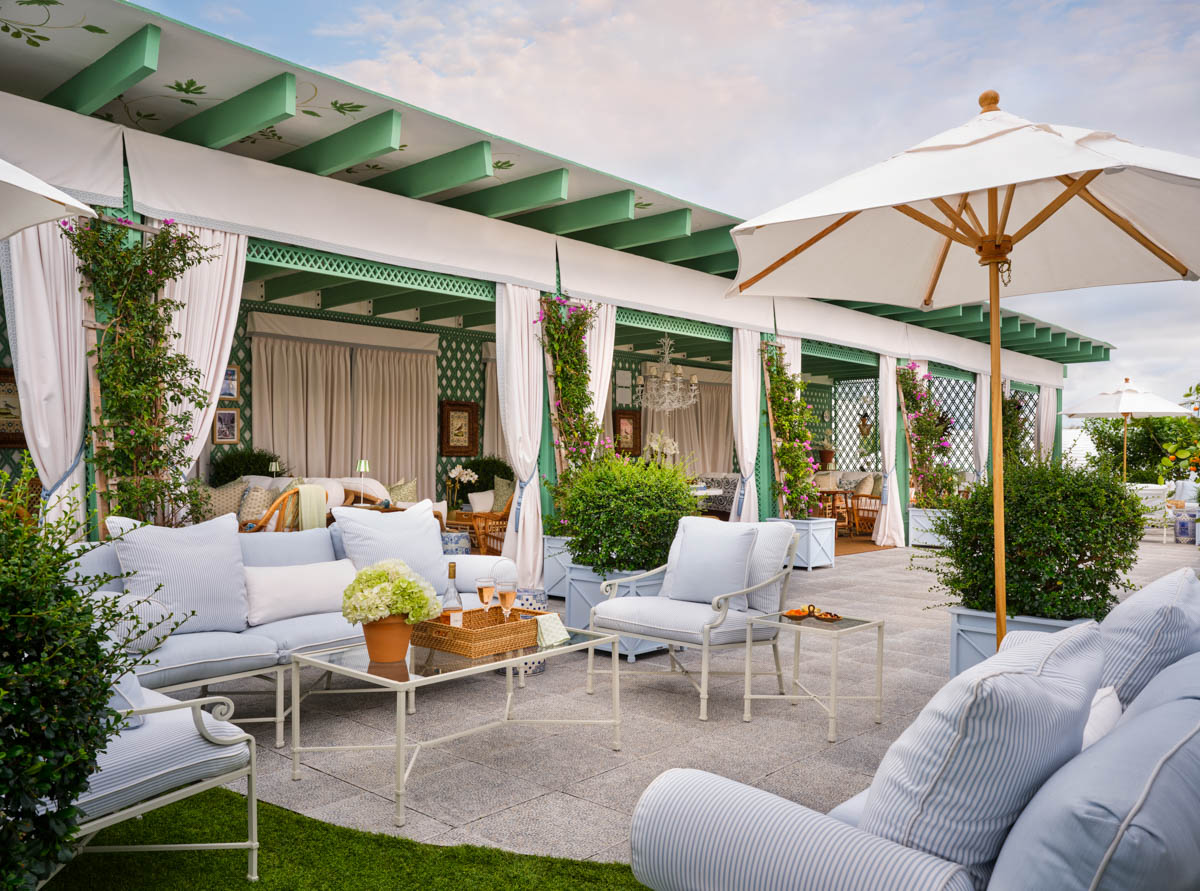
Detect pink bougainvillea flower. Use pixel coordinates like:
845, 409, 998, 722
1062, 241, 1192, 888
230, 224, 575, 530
163, 218, 175, 226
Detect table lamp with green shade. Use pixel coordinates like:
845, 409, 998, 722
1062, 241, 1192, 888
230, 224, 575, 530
268, 460, 280, 478
356, 458, 369, 505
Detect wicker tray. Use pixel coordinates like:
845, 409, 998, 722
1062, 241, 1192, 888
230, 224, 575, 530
411, 607, 545, 659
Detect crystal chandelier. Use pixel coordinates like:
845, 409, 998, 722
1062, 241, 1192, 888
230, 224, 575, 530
634, 335, 699, 413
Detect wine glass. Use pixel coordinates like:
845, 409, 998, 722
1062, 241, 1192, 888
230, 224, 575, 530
476, 577, 495, 613
496, 579, 518, 621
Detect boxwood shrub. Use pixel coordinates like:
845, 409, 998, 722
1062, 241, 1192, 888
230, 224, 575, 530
930, 458, 1144, 620
208, 447, 286, 487
459, 454, 514, 499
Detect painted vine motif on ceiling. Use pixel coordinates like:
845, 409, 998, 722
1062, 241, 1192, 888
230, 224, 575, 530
1, 0, 107, 48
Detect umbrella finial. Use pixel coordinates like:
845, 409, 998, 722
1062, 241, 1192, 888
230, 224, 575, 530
978, 90, 1000, 113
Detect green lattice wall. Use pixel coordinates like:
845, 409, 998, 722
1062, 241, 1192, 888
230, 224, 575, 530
930, 374, 977, 473
610, 354, 641, 410
834, 378, 881, 471
207, 310, 254, 471
0, 288, 24, 479
436, 334, 487, 502
804, 383, 833, 436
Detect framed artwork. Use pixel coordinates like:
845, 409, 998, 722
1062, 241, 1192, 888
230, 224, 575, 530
212, 408, 239, 445
439, 400, 479, 457
612, 409, 642, 457
0, 368, 25, 449
219, 365, 240, 401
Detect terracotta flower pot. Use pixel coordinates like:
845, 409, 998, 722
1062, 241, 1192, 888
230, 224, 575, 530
362, 614, 414, 662
819, 449, 835, 468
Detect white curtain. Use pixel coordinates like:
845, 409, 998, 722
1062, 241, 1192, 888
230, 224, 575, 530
251, 336, 352, 477
152, 220, 247, 473
642, 379, 733, 474
351, 347, 436, 496
730, 329, 760, 522
496, 283, 544, 588
874, 355, 906, 547
1037, 384, 1057, 459
973, 372, 990, 481
1, 222, 86, 524
586, 301, 616, 426
481, 349, 508, 462
777, 334, 804, 378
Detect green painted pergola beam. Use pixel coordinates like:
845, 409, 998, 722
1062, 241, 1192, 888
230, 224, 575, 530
163, 72, 296, 148
920, 306, 986, 330
43, 24, 160, 115
318, 281, 411, 309
511, 190, 634, 234
243, 261, 279, 282
274, 110, 402, 176
887, 306, 968, 325
678, 250, 739, 275
372, 291, 466, 315
626, 225, 735, 263
460, 309, 495, 328
441, 169, 569, 218
1020, 332, 1070, 356
364, 141, 492, 199
420, 298, 494, 322
613, 307, 731, 342
264, 271, 349, 301
572, 208, 692, 251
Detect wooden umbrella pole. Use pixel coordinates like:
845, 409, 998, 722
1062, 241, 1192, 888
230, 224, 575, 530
1123, 413, 1129, 482
988, 256, 1008, 644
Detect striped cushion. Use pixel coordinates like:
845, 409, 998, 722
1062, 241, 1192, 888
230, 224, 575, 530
249, 612, 363, 663
593, 597, 775, 646
630, 768, 973, 891
1119, 651, 1200, 724
108, 671, 145, 730
743, 520, 796, 613
861, 622, 1103, 888
1100, 568, 1200, 707
239, 528, 336, 567
135, 630, 278, 688
330, 501, 448, 592
114, 513, 248, 634
661, 517, 758, 609
77, 688, 249, 821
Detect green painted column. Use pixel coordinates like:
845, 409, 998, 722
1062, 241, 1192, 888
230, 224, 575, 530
538, 370, 556, 520
896, 371, 911, 544
757, 364, 775, 519
1053, 387, 1064, 464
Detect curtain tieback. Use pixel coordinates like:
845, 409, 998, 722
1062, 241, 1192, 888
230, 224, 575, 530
38, 439, 86, 525
880, 471, 889, 506
512, 470, 538, 529
735, 472, 754, 517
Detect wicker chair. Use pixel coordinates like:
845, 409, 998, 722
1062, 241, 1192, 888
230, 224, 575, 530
242, 487, 305, 532
471, 493, 514, 556
852, 494, 881, 536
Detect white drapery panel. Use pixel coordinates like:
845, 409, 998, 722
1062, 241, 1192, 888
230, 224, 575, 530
351, 348, 436, 497
251, 336, 353, 478
641, 376, 733, 474
481, 347, 508, 462
496, 283, 545, 588
0, 90, 124, 207
585, 302, 616, 426
125, 129, 556, 291
730, 329, 761, 522
0, 222, 86, 524
152, 220, 246, 473
973, 372, 990, 480
777, 334, 804, 378
1037, 385, 1058, 459
874, 356, 906, 547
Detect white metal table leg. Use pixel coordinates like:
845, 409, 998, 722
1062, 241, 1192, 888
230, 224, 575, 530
290, 662, 301, 780
875, 624, 884, 724
394, 689, 407, 826
772, 640, 785, 694
611, 637, 622, 752
586, 644, 595, 694
791, 627, 801, 706
828, 634, 840, 743
742, 621, 754, 722
407, 689, 416, 715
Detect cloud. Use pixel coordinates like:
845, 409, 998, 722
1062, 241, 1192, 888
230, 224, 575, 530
201, 3, 250, 23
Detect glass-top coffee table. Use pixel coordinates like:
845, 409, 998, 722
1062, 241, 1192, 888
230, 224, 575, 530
290, 628, 621, 826
743, 612, 884, 742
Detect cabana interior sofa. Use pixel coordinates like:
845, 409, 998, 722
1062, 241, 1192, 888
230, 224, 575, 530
630, 568, 1200, 891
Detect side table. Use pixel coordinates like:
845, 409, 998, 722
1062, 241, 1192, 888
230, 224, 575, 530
743, 612, 884, 742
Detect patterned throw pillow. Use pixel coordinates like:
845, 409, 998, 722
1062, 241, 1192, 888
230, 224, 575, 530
238, 486, 275, 527
388, 478, 418, 503
201, 479, 247, 521
871, 473, 884, 498
854, 475, 874, 496
279, 478, 306, 528
492, 476, 516, 513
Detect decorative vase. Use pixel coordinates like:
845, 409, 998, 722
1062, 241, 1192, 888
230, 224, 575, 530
362, 614, 414, 662
819, 449, 835, 468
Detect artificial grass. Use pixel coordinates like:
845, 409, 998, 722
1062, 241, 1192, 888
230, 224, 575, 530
48, 788, 645, 890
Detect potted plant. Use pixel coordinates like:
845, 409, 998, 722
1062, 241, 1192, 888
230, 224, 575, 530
927, 458, 1145, 675
444, 464, 479, 517
341, 559, 442, 662
552, 453, 698, 660
816, 431, 836, 469
763, 342, 836, 570
899, 363, 961, 547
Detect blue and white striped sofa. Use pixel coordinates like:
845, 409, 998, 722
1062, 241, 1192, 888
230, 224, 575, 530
77, 522, 514, 747
631, 569, 1200, 891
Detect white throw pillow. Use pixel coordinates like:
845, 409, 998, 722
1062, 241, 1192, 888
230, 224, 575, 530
468, 490, 495, 512
662, 517, 758, 611
1081, 686, 1122, 749
105, 516, 144, 537
244, 559, 357, 626
331, 501, 448, 592
394, 500, 448, 522
339, 476, 390, 503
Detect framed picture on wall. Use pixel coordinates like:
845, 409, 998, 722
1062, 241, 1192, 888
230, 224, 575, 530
0, 368, 26, 449
212, 408, 239, 445
612, 409, 641, 457
220, 366, 240, 401
439, 400, 479, 457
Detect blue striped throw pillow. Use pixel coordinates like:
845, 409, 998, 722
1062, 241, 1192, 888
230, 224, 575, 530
861, 621, 1103, 888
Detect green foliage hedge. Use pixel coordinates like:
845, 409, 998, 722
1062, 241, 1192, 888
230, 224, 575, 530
1083, 416, 1198, 484
208, 447, 286, 487
459, 454, 514, 498
555, 454, 698, 576
930, 458, 1145, 620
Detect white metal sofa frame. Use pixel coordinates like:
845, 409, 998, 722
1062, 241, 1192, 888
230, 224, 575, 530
586, 533, 800, 720
73, 695, 259, 882
1132, 483, 1172, 544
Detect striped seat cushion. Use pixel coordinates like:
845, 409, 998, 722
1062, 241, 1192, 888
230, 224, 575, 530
135, 630, 279, 689
114, 513, 248, 634
77, 688, 249, 822
593, 596, 775, 646
249, 612, 363, 663
1099, 568, 1200, 707
861, 621, 1103, 888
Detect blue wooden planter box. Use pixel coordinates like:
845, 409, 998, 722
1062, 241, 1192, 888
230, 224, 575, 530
909, 508, 949, 548
782, 517, 836, 571
564, 562, 665, 662
949, 606, 1087, 676
543, 535, 572, 599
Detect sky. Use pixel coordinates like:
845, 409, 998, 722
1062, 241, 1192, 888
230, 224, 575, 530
143, 0, 1200, 415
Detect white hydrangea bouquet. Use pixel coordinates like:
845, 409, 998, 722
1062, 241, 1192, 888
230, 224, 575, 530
342, 559, 442, 626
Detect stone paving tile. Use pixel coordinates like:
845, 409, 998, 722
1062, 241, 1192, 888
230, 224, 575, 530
588, 839, 633, 863
752, 760, 875, 816
385, 760, 551, 826
480, 734, 631, 788
304, 790, 453, 843
439, 792, 630, 860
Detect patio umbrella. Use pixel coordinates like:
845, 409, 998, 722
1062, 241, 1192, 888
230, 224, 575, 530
1063, 378, 1192, 481
729, 91, 1200, 643
0, 153, 95, 240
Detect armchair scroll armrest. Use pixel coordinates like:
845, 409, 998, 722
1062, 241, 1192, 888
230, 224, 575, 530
599, 564, 668, 600
124, 695, 252, 748
709, 567, 791, 613
631, 769, 973, 891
